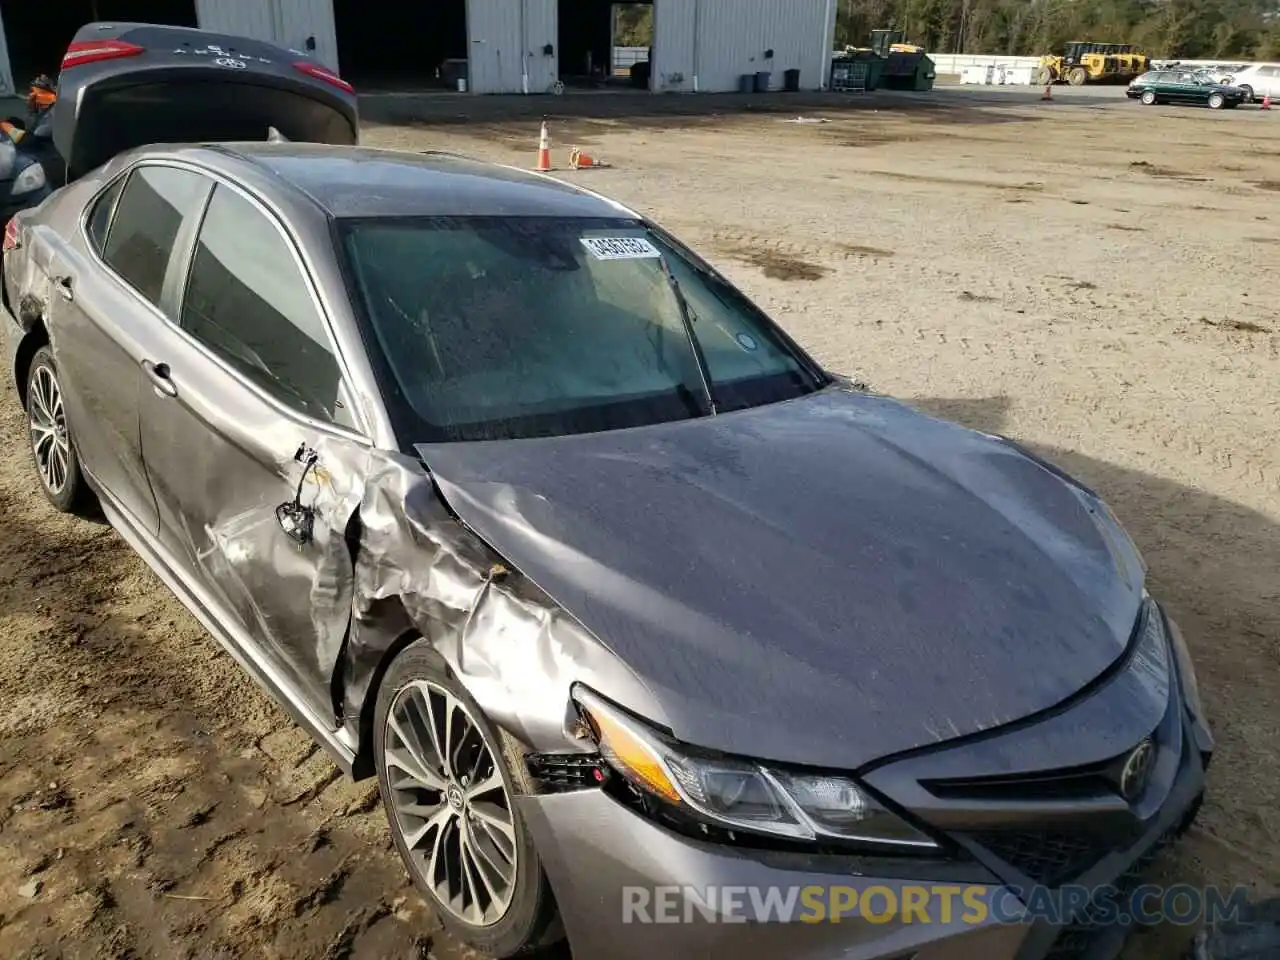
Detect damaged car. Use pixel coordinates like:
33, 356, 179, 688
1, 22, 1213, 960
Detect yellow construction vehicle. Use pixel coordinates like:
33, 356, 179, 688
1035, 42, 1150, 86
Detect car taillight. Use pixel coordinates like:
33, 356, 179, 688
3, 218, 19, 252
61, 39, 145, 70
293, 61, 354, 94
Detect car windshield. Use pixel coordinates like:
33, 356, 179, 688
339, 215, 827, 442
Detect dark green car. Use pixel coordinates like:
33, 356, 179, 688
1127, 70, 1246, 108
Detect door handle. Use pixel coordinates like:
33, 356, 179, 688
142, 359, 177, 398
52, 275, 73, 301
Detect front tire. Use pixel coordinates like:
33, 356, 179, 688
1208, 92, 1226, 110
25, 346, 93, 514
1141, 90, 1157, 106
373, 641, 562, 957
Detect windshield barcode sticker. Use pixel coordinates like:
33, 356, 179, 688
580, 237, 661, 261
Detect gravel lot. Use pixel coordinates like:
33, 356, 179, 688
0, 87, 1276, 959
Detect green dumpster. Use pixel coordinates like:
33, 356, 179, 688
913, 54, 936, 91
863, 56, 886, 91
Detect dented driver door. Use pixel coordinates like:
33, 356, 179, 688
136, 179, 366, 717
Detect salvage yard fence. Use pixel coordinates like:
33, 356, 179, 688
617, 48, 1249, 86
930, 53, 1243, 76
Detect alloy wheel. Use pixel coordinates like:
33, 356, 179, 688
384, 679, 518, 927
28, 364, 69, 495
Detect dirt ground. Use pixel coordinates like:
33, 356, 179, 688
0, 89, 1277, 959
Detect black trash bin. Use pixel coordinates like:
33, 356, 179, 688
784, 68, 801, 91
754, 70, 771, 92
738, 73, 754, 93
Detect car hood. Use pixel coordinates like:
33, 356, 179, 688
416, 388, 1145, 770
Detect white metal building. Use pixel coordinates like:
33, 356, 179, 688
0, 0, 837, 98
651, 0, 837, 93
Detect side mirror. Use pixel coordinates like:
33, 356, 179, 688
275, 501, 314, 544
275, 443, 319, 545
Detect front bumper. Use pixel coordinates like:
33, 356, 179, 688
520, 722, 1204, 960
520, 788, 1030, 960
520, 604, 1211, 960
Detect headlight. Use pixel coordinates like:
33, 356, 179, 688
0, 141, 14, 179
11, 161, 46, 196
574, 687, 938, 850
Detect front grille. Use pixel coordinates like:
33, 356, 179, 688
966, 828, 1130, 886
1042, 828, 1174, 960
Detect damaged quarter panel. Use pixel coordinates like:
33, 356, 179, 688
10, 162, 163, 525
346, 448, 667, 764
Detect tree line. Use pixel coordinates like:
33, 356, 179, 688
835, 0, 1280, 60
614, 4, 654, 47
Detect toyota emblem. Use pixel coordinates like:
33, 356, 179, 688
1119, 737, 1156, 801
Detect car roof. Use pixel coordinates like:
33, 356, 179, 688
203, 142, 639, 220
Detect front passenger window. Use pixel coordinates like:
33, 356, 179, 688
180, 184, 348, 426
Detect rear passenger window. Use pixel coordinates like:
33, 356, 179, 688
102, 166, 209, 306
180, 184, 349, 426
85, 175, 126, 253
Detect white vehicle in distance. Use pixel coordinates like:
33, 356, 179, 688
1219, 63, 1280, 102
1205, 63, 1248, 83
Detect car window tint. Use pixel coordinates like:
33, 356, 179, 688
180, 184, 349, 426
102, 166, 208, 306
85, 175, 126, 254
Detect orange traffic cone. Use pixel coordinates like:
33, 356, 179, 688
1041, 83, 1054, 102
1262, 95, 1273, 111
569, 147, 610, 170
534, 122, 552, 171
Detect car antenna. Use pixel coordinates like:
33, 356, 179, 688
267, 126, 289, 143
